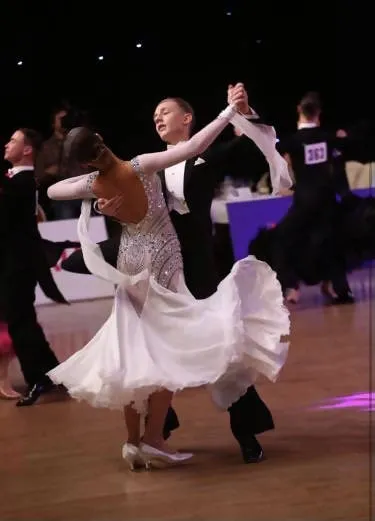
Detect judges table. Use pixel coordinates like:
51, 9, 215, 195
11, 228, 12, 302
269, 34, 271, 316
211, 187, 375, 262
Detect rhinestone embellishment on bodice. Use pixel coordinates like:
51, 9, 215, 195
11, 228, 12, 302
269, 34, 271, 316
86, 158, 183, 289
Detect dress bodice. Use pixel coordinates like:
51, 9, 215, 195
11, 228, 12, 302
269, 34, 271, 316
86, 157, 183, 289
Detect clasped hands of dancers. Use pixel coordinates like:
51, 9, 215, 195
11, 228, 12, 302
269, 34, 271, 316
46, 85, 291, 470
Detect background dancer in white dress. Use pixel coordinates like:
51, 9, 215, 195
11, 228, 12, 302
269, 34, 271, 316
46, 102, 290, 471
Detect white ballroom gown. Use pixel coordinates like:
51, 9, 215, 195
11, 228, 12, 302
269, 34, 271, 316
47, 157, 290, 413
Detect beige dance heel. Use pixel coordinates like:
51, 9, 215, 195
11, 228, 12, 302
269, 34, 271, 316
121, 443, 148, 471
0, 384, 21, 400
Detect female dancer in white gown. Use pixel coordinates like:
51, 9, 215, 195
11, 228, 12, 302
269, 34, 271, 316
47, 104, 290, 470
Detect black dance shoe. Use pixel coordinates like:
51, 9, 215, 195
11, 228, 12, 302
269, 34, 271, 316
239, 436, 265, 464
16, 380, 55, 407
331, 292, 355, 305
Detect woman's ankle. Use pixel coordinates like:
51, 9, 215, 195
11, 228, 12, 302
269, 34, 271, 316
127, 437, 141, 447
141, 435, 165, 449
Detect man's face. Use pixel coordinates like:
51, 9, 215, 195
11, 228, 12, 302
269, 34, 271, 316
4, 130, 30, 164
153, 99, 192, 144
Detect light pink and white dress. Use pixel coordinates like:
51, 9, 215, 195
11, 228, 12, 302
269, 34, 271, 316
47, 106, 291, 412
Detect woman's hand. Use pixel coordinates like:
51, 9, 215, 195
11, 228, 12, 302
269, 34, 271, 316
97, 195, 124, 217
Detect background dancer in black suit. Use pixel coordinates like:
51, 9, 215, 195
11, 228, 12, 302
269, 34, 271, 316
0, 128, 65, 406
250, 92, 354, 305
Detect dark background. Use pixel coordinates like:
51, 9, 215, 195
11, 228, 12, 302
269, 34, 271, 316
0, 0, 371, 160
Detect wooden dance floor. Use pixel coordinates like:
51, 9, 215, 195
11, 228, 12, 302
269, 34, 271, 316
0, 269, 372, 521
